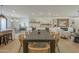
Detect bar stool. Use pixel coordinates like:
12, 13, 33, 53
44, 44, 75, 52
0, 33, 3, 45
5, 33, 10, 44
0, 30, 12, 45
2, 33, 8, 45
0, 36, 2, 45
0, 33, 5, 45
7, 30, 13, 41
9, 32, 12, 40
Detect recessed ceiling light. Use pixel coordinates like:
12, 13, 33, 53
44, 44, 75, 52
39, 12, 43, 15
32, 12, 35, 15
12, 10, 15, 13
48, 12, 52, 15
11, 14, 13, 17
2, 10, 4, 13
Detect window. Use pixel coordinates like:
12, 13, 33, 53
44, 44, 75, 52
0, 16, 7, 30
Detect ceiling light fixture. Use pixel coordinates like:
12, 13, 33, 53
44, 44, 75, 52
39, 12, 43, 15
48, 12, 52, 15
0, 5, 6, 19
12, 10, 15, 13
32, 12, 35, 15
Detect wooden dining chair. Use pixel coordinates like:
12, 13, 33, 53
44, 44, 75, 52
54, 32, 60, 53
50, 32, 55, 39
28, 31, 50, 53
18, 33, 25, 49
28, 42, 50, 53
50, 32, 60, 52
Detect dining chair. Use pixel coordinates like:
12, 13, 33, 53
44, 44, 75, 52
28, 42, 50, 53
50, 32, 55, 39
50, 32, 60, 52
54, 32, 60, 53
28, 31, 50, 53
18, 33, 25, 49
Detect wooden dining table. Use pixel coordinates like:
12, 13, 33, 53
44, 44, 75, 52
23, 30, 55, 53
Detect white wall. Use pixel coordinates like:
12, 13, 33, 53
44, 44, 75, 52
6, 15, 79, 32
6, 16, 29, 31
29, 16, 72, 28
71, 17, 79, 32
29, 16, 79, 32
29, 16, 53, 28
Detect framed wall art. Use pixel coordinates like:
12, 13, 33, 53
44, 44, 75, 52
57, 19, 69, 28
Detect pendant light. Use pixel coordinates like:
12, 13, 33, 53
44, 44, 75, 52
0, 5, 7, 30
0, 5, 6, 19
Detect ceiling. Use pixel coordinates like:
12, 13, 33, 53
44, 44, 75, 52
1, 5, 79, 17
